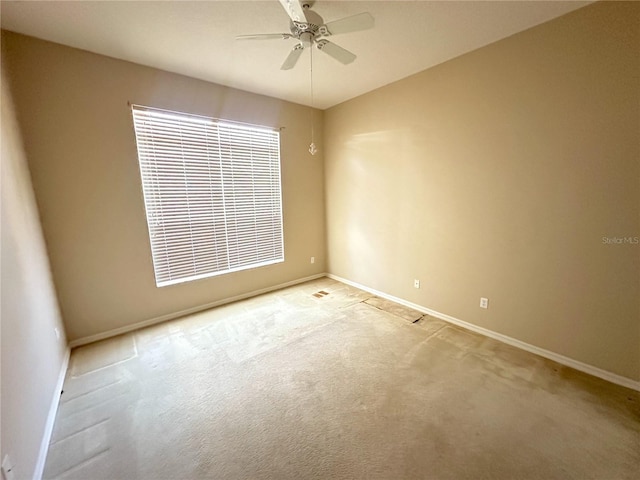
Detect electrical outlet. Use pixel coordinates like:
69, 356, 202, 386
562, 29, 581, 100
310, 256, 315, 264
2, 455, 15, 480
480, 297, 489, 309
414, 279, 420, 289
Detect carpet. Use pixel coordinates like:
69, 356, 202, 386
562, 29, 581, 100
44, 277, 640, 479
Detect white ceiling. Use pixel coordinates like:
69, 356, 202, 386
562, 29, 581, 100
1, 0, 592, 109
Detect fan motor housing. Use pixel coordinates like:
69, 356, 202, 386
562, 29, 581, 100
290, 9, 323, 38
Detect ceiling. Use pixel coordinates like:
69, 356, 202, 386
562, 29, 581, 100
1, 1, 592, 110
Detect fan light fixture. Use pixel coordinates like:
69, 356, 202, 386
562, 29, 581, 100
237, 0, 374, 154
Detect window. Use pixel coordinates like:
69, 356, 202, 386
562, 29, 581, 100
131, 105, 284, 287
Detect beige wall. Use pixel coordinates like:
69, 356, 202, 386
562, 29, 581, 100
325, 1, 639, 381
2, 31, 326, 343
1, 65, 68, 480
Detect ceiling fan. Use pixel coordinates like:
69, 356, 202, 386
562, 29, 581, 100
237, 0, 374, 70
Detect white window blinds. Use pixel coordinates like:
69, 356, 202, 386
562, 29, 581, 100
131, 105, 284, 287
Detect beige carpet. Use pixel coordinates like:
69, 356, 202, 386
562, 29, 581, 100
44, 278, 639, 479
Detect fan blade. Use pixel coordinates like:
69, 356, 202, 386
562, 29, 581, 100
316, 40, 356, 65
278, 0, 307, 23
281, 44, 304, 70
236, 33, 292, 40
321, 12, 374, 36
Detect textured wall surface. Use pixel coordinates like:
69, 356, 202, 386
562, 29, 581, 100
2, 31, 327, 342
324, 1, 639, 380
1, 64, 68, 480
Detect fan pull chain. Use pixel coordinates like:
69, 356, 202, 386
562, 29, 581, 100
309, 45, 317, 156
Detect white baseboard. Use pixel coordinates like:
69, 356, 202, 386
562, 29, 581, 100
327, 274, 640, 392
69, 273, 327, 348
33, 346, 70, 480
